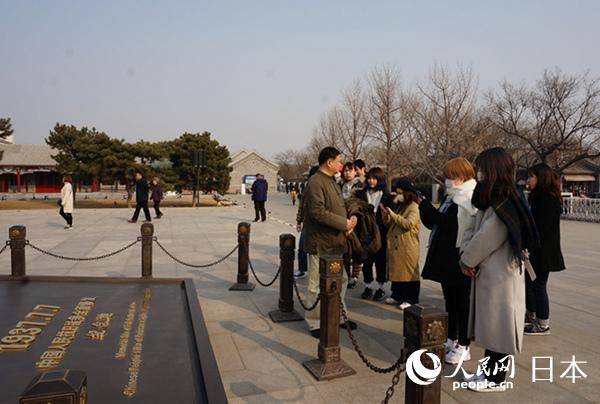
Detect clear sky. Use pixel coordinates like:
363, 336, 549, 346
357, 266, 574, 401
1, 1, 599, 158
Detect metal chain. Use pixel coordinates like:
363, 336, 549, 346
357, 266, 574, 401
154, 239, 238, 268
248, 258, 280, 287
381, 363, 405, 404
0, 241, 9, 256
26, 239, 139, 261
292, 279, 320, 311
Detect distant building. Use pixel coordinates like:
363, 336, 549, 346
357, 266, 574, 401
0, 144, 61, 192
561, 159, 600, 196
228, 150, 279, 193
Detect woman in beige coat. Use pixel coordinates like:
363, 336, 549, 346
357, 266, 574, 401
460, 148, 539, 393
382, 178, 421, 310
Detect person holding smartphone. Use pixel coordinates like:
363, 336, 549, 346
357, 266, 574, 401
381, 178, 421, 309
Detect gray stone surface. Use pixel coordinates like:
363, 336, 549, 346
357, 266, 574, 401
0, 193, 598, 403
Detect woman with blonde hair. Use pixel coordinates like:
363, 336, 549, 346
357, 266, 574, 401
59, 175, 74, 229
418, 157, 477, 364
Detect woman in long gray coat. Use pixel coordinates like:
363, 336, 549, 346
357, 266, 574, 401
460, 147, 538, 393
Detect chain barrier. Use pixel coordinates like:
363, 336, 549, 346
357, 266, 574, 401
0, 241, 9, 256
292, 279, 320, 311
26, 239, 139, 261
381, 363, 405, 404
248, 258, 281, 287
154, 239, 238, 268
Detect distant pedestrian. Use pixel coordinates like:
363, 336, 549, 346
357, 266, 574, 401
419, 158, 477, 365
460, 147, 539, 393
525, 163, 565, 336
290, 187, 298, 206
128, 171, 151, 223
285, 182, 289, 194
59, 175, 74, 229
357, 167, 393, 301
151, 177, 164, 219
251, 173, 268, 222
302, 147, 358, 338
382, 178, 421, 309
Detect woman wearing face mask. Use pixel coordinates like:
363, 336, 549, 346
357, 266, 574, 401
524, 163, 565, 336
418, 158, 477, 364
460, 147, 539, 393
382, 178, 421, 309
357, 167, 393, 301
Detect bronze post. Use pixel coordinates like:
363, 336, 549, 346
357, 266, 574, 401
403, 304, 447, 404
229, 222, 255, 291
303, 255, 355, 380
269, 234, 302, 322
9, 225, 26, 277
140, 223, 153, 278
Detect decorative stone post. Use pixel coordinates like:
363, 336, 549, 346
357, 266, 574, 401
269, 234, 302, 322
403, 304, 447, 404
303, 255, 355, 381
9, 225, 26, 277
230, 222, 255, 291
140, 223, 153, 278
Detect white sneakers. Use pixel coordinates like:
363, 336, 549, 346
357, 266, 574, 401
445, 344, 471, 364
398, 302, 411, 310
384, 297, 398, 305
444, 338, 456, 354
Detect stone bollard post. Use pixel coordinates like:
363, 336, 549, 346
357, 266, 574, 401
229, 222, 255, 291
303, 255, 355, 381
9, 225, 26, 277
140, 223, 154, 278
269, 234, 302, 322
403, 304, 448, 404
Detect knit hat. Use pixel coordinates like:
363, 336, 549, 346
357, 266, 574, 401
394, 177, 417, 194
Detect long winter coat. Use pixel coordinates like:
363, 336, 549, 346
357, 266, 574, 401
251, 178, 269, 202
461, 207, 525, 355
60, 182, 74, 214
135, 178, 150, 203
529, 192, 566, 273
383, 202, 421, 282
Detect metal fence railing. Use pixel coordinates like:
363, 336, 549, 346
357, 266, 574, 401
562, 197, 600, 223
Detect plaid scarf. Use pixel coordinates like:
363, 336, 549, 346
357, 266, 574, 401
492, 190, 540, 261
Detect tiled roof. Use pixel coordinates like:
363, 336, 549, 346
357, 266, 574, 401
0, 144, 57, 166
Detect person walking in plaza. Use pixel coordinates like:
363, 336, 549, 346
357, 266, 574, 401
128, 171, 151, 223
418, 158, 477, 365
302, 147, 358, 338
358, 167, 392, 301
151, 177, 164, 219
460, 147, 539, 393
251, 173, 268, 222
382, 178, 421, 309
525, 163, 565, 336
59, 174, 74, 229
290, 186, 298, 206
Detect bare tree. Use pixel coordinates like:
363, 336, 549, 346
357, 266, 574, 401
338, 80, 371, 161
487, 68, 600, 172
367, 65, 411, 181
406, 64, 491, 182
274, 149, 313, 180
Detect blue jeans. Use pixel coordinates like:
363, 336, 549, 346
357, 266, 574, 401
526, 271, 550, 320
297, 229, 307, 273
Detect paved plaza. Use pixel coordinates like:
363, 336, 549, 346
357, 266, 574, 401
0, 193, 599, 403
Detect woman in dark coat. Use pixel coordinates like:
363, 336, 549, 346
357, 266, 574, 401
419, 158, 477, 365
525, 163, 566, 336
357, 167, 393, 301
151, 177, 164, 219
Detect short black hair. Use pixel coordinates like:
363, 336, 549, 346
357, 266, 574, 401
353, 159, 366, 170
318, 147, 341, 166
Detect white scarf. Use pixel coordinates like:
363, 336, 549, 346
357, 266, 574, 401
447, 179, 478, 247
366, 189, 383, 212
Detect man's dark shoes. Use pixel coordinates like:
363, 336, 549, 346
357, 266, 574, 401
253, 218, 259, 222
340, 320, 358, 330
127, 219, 136, 223
373, 288, 386, 302
310, 329, 320, 339
361, 287, 373, 299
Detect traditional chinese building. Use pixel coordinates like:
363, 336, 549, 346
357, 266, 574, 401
562, 159, 600, 196
0, 144, 62, 193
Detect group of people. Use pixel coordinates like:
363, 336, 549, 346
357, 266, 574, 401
296, 146, 565, 393
57, 171, 165, 228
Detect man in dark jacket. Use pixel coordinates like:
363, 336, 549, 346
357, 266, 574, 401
251, 174, 268, 222
128, 171, 151, 223
302, 147, 358, 338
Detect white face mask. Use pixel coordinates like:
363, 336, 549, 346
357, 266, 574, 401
476, 171, 485, 182
444, 179, 454, 189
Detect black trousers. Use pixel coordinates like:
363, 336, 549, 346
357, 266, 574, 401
254, 200, 266, 221
59, 207, 73, 226
363, 244, 387, 284
484, 349, 510, 383
132, 201, 151, 221
390, 281, 420, 304
153, 200, 162, 217
441, 280, 471, 346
